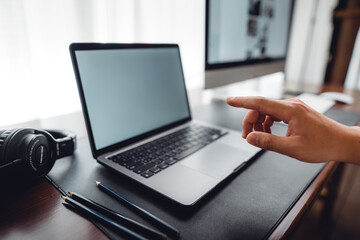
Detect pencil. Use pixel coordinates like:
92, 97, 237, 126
96, 181, 181, 238
68, 192, 167, 240
61, 196, 149, 240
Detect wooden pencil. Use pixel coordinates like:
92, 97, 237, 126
96, 181, 181, 238
68, 192, 167, 240
61, 196, 149, 240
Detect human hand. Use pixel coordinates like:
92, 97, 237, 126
226, 96, 360, 164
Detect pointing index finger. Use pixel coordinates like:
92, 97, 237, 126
226, 96, 293, 123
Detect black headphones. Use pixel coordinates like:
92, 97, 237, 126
0, 128, 76, 178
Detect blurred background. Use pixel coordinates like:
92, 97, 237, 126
1, 0, 359, 126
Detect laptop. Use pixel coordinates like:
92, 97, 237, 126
69, 43, 260, 205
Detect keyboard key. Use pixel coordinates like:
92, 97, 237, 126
117, 158, 128, 166
157, 162, 169, 169
141, 171, 154, 178
133, 163, 155, 174
149, 166, 161, 173
211, 134, 220, 140
174, 143, 206, 161
165, 158, 177, 165
153, 159, 163, 164
126, 161, 144, 170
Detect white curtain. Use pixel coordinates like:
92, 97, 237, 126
285, 0, 338, 85
0, 0, 205, 127
345, 27, 360, 90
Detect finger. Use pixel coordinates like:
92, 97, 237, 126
264, 115, 274, 127
283, 98, 304, 104
257, 113, 266, 123
226, 96, 292, 123
246, 132, 296, 157
242, 110, 262, 137
263, 116, 274, 133
254, 114, 265, 132
270, 116, 282, 122
254, 122, 263, 132
263, 125, 271, 134
242, 110, 257, 137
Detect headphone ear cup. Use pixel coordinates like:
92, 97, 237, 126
0, 128, 55, 178
22, 133, 54, 177
0, 129, 17, 166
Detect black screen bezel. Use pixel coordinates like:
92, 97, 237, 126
205, 0, 295, 71
69, 43, 192, 158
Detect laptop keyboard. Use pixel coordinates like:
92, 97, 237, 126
108, 124, 227, 178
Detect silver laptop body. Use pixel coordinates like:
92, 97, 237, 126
70, 43, 260, 205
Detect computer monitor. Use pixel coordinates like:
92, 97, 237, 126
205, 0, 294, 88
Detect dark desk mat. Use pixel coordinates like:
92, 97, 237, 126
47, 101, 360, 240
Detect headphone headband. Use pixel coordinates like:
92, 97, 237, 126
38, 129, 77, 159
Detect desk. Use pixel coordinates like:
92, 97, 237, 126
0, 80, 359, 240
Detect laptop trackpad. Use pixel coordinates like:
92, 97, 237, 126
180, 142, 253, 179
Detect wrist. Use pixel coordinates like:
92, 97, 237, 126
341, 126, 360, 164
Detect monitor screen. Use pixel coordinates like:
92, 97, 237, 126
74, 46, 190, 150
206, 0, 294, 69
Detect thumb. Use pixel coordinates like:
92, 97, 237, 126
246, 132, 293, 155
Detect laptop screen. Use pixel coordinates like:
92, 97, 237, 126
74, 45, 191, 151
